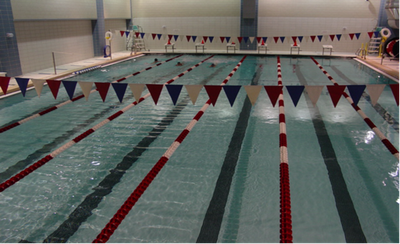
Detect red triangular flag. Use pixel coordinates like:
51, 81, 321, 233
120, 31, 125, 37
203, 36, 208, 43
152, 33, 157, 40
390, 84, 399, 106
367, 32, 374, 38
168, 34, 173, 40
0, 77, 11, 95
327, 85, 346, 107
256, 37, 262, 43
146, 84, 164, 105
349, 33, 355, 40
186, 35, 191, 42
46, 80, 61, 99
292, 36, 297, 43
135, 32, 140, 38
264, 86, 283, 107
273, 37, 279, 43
204, 85, 222, 106
261, 39, 265, 45
220, 36, 225, 43
237, 37, 243, 43
95, 82, 110, 102
329, 35, 335, 41
310, 36, 316, 42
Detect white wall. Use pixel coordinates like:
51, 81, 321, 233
258, 0, 380, 53
132, 0, 241, 51
11, 0, 96, 20
104, 0, 131, 19
14, 20, 94, 74
105, 19, 128, 52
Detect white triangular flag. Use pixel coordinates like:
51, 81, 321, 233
31, 79, 46, 97
129, 84, 145, 102
78, 82, 93, 101
185, 85, 203, 105
244, 85, 262, 105
305, 85, 324, 106
366, 84, 386, 106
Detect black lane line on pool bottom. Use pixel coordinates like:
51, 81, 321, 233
330, 65, 399, 133
296, 65, 367, 243
196, 65, 262, 243
40, 65, 227, 243
0, 106, 111, 183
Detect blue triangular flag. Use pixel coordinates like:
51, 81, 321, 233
112, 83, 128, 103
286, 86, 305, 107
336, 34, 342, 41
173, 35, 179, 41
226, 37, 231, 43
223, 86, 241, 107
374, 31, 380, 38
317, 35, 323, 42
355, 33, 361, 39
15, 78, 29, 97
62, 80, 77, 100
209, 36, 214, 43
192, 36, 197, 42
157, 34, 162, 40
125, 31, 130, 37
166, 84, 183, 105
298, 36, 303, 43
262, 37, 268, 43
280, 36, 285, 43
347, 85, 366, 106
140, 32, 145, 39
243, 37, 249, 43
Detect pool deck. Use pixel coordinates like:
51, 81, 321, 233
1, 49, 398, 96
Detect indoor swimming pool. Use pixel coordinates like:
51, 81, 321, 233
0, 54, 398, 243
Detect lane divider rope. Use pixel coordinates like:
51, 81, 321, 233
310, 57, 399, 160
0, 55, 214, 193
0, 54, 184, 134
92, 55, 247, 243
277, 56, 293, 243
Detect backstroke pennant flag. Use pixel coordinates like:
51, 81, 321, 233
186, 35, 192, 42
31, 79, 46, 97
146, 84, 164, 105
310, 36, 316, 42
327, 85, 346, 107
15, 78, 30, 97
243, 37, 249, 43
349, 33, 355, 40
62, 80, 77, 100
280, 36, 285, 43
112, 83, 128, 103
157, 34, 162, 40
140, 32, 146, 39
264, 86, 283, 107
390, 84, 399, 105
220, 36, 225, 43
355, 33, 361, 40
244, 85, 262, 106
129, 83, 145, 102
305, 85, 324, 106
336, 34, 342, 41
256, 37, 262, 43
237, 37, 243, 43
185, 85, 203, 105
226, 37, 231, 43
286, 86, 305, 107
46, 80, 62, 99
223, 85, 241, 107
298, 36, 303, 43
95, 82, 111, 102
0, 77, 10, 95
192, 36, 197, 42
173, 35, 179, 41
125, 31, 130, 37
329, 35, 335, 41
203, 36, 208, 43
317, 35, 323, 42
347, 85, 366, 106
204, 85, 222, 106
274, 37, 279, 43
120, 31, 125, 37
166, 84, 183, 105
366, 84, 385, 106
209, 36, 214, 43
78, 81, 93, 101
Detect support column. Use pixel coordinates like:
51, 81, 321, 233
92, 0, 105, 57
0, 0, 22, 76
240, 0, 258, 50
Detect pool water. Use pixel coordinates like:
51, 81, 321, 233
0, 54, 398, 243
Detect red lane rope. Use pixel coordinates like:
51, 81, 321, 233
277, 56, 293, 243
92, 55, 247, 243
0, 54, 183, 134
0, 55, 214, 193
310, 57, 399, 160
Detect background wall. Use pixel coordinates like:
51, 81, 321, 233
132, 0, 241, 51
257, 0, 380, 53
10, 0, 130, 74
